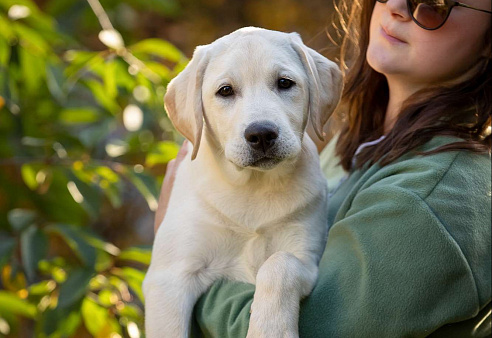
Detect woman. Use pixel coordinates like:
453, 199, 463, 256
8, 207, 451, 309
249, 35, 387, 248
155, 0, 491, 336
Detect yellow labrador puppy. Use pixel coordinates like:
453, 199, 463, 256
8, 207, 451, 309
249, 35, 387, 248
143, 27, 342, 337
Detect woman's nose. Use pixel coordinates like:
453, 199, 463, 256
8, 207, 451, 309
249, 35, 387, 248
384, 0, 410, 21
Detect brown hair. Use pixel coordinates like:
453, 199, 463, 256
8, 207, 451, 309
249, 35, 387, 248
333, 0, 492, 171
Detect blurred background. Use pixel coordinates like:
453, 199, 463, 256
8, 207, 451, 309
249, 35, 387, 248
0, 0, 339, 336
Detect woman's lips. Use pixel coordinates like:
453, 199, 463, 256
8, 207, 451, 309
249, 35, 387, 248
381, 26, 406, 44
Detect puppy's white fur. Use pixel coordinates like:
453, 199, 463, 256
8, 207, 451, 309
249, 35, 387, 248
143, 27, 342, 337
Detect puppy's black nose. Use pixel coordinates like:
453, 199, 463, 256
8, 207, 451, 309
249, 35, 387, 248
244, 121, 279, 153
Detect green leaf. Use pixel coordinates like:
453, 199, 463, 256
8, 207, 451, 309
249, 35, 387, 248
95, 251, 112, 272
20, 225, 48, 282
142, 60, 171, 80
129, 38, 185, 63
0, 291, 37, 318
0, 235, 15, 269
83, 234, 120, 256
7, 208, 36, 232
57, 267, 94, 309
113, 59, 135, 91
19, 43, 46, 93
59, 107, 100, 124
0, 37, 10, 66
53, 310, 81, 337
117, 247, 151, 265
95, 166, 119, 183
81, 297, 108, 336
67, 172, 102, 218
46, 63, 66, 104
113, 267, 145, 303
20, 164, 38, 190
28, 280, 56, 296
146, 141, 180, 167
39, 307, 81, 336
123, 169, 159, 211
64, 50, 102, 78
116, 302, 142, 321
84, 79, 119, 114
45, 224, 97, 268
103, 59, 117, 99
0, 14, 15, 41
98, 289, 117, 307
14, 22, 50, 56
101, 181, 123, 209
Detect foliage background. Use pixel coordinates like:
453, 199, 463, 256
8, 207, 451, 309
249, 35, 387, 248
0, 0, 337, 336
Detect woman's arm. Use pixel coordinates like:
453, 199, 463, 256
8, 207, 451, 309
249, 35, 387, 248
194, 181, 488, 337
154, 140, 189, 233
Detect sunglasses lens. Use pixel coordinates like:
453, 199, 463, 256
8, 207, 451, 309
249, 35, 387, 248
408, 0, 450, 29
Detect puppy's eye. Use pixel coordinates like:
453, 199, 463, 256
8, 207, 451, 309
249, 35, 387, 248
278, 78, 295, 89
218, 85, 234, 97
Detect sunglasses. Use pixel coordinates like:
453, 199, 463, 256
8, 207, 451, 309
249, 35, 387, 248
376, 0, 492, 30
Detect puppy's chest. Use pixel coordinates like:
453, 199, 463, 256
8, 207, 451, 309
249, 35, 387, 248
222, 226, 301, 284
201, 188, 302, 230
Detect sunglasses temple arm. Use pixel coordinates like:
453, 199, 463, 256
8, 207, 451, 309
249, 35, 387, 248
455, 2, 492, 14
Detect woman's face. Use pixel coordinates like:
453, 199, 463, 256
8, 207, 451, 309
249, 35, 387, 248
366, 0, 491, 87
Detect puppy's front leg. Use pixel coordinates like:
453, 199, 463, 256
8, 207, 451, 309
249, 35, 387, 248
247, 251, 318, 338
143, 269, 211, 338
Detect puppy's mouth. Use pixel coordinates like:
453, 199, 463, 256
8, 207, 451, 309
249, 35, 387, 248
247, 156, 282, 169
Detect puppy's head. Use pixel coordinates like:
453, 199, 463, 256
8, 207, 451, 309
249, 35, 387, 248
164, 27, 342, 170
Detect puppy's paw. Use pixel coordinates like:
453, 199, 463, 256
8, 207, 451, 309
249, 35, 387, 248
246, 301, 299, 338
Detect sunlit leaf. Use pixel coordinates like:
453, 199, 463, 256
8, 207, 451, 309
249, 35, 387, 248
81, 297, 108, 335
0, 14, 15, 41
95, 251, 112, 272
59, 107, 100, 124
83, 233, 120, 256
116, 302, 142, 321
19, 46, 46, 93
28, 279, 56, 296
98, 289, 118, 307
112, 267, 145, 303
1, 264, 27, 291
108, 276, 131, 302
0, 37, 10, 66
84, 78, 119, 114
146, 141, 180, 167
20, 225, 48, 282
117, 247, 151, 266
20, 164, 38, 191
142, 60, 171, 80
99, 315, 122, 337
13, 22, 50, 55
0, 291, 37, 318
103, 59, 117, 99
64, 50, 102, 78
129, 38, 185, 63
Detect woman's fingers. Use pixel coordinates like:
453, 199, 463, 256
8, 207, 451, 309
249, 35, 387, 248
153, 140, 189, 234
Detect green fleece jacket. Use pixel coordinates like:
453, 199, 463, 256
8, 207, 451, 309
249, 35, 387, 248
192, 136, 491, 337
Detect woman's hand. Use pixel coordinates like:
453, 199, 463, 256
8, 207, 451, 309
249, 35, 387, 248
154, 140, 189, 234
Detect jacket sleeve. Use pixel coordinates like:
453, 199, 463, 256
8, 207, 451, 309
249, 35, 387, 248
194, 183, 485, 337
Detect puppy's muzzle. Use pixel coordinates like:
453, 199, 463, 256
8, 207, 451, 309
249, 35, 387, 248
244, 121, 279, 154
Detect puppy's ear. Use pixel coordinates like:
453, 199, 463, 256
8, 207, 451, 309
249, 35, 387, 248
164, 45, 209, 160
290, 34, 343, 142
